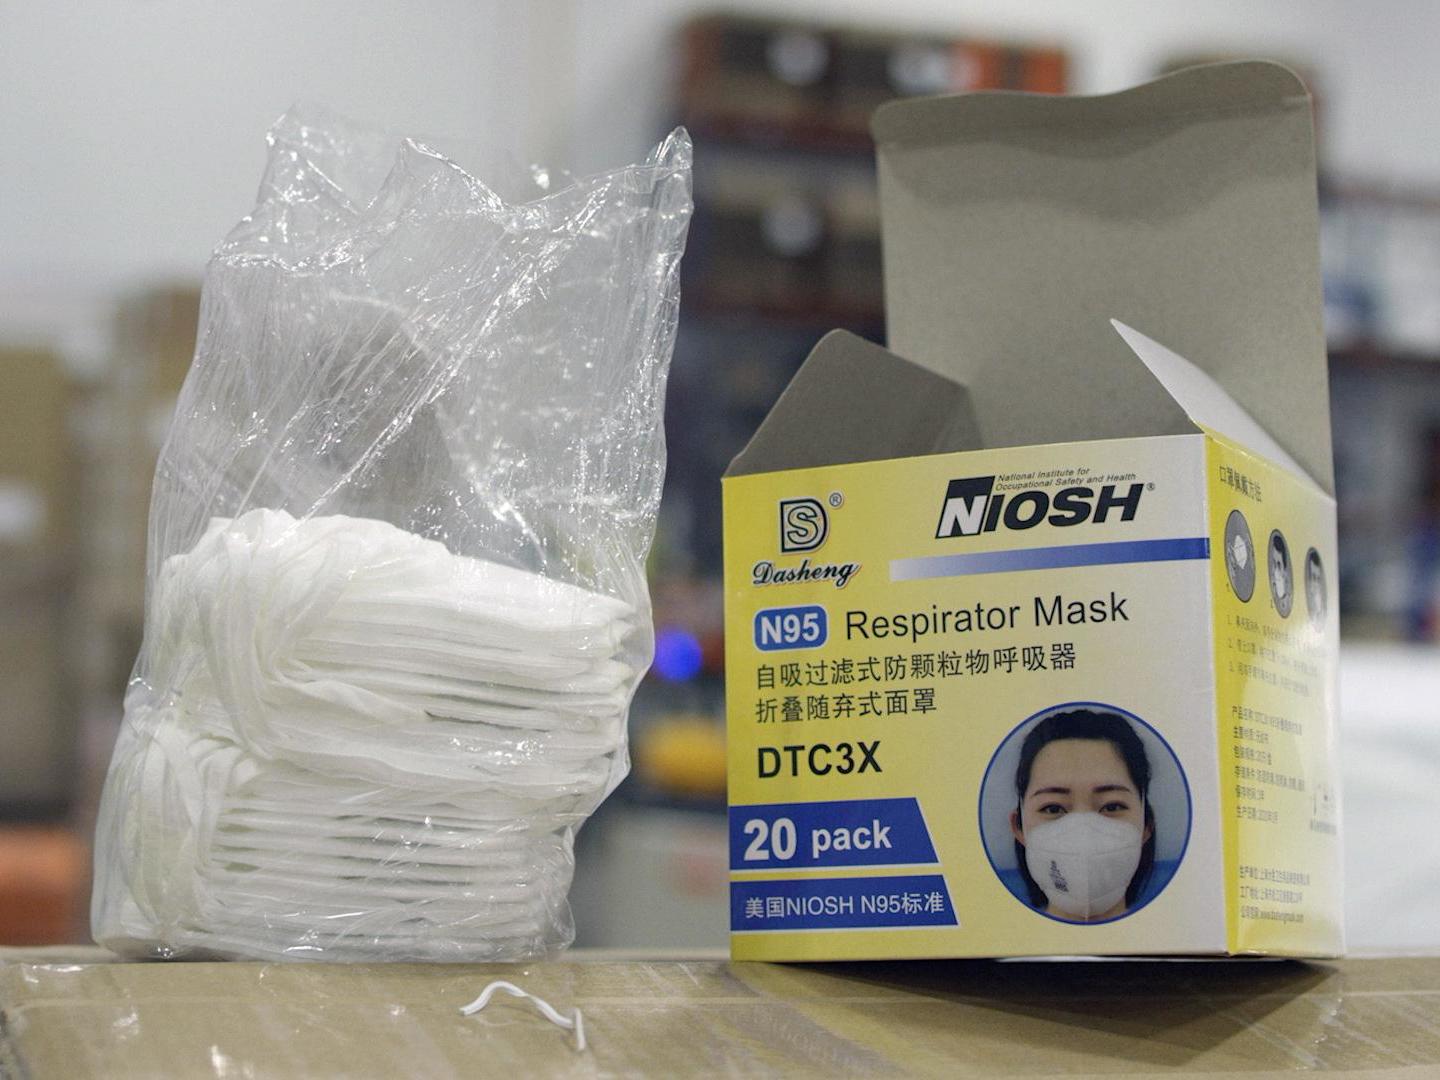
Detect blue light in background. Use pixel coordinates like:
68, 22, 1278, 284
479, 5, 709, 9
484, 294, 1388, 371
653, 627, 703, 681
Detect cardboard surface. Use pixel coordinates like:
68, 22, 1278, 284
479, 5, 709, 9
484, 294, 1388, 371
872, 61, 1333, 491
2, 951, 1439, 1077
0, 348, 77, 810
728, 330, 982, 477
1112, 321, 1319, 490
0, 347, 71, 552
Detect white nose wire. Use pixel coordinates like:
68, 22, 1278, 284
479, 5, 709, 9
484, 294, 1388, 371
459, 980, 587, 1052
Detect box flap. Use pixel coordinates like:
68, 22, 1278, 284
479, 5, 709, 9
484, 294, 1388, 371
873, 61, 1332, 492
1113, 319, 1327, 493
724, 330, 980, 477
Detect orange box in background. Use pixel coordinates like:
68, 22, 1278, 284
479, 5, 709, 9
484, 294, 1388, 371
0, 827, 88, 945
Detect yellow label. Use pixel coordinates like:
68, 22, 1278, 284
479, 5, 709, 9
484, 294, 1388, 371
724, 435, 1243, 960
1206, 432, 1343, 956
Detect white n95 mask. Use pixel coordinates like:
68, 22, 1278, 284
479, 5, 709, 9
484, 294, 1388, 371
1023, 813, 1143, 920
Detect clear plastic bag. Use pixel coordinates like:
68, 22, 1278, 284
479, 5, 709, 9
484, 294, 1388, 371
91, 110, 693, 961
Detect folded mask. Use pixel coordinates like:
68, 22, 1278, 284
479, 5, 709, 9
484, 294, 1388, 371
96, 509, 638, 960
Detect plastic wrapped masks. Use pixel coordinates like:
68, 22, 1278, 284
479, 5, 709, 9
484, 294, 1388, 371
95, 510, 638, 960
90, 114, 691, 962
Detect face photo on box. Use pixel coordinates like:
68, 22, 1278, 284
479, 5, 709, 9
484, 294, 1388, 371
980, 704, 1191, 924
1269, 529, 1294, 617
1305, 547, 1327, 626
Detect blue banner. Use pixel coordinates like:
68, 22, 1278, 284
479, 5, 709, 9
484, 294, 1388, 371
729, 797, 937, 870
891, 537, 1210, 581
731, 874, 957, 931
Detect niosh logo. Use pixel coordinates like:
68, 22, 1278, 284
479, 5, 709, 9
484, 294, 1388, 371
780, 498, 827, 553
935, 475, 1145, 538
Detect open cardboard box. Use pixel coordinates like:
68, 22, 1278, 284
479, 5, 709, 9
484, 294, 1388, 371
723, 61, 1342, 960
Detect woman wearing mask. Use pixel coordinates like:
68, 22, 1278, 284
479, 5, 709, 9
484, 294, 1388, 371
1010, 708, 1156, 922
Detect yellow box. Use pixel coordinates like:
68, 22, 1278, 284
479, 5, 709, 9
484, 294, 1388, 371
722, 63, 1341, 959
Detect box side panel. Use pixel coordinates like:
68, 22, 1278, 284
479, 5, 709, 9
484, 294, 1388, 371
1206, 433, 1343, 956
724, 435, 1226, 960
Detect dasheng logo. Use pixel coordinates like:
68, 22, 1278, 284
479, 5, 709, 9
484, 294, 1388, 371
754, 495, 860, 589
779, 497, 827, 553
935, 475, 1146, 538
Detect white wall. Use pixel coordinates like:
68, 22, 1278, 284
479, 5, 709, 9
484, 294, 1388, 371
1340, 644, 1440, 955
4, 0, 1440, 346
0, 1, 568, 339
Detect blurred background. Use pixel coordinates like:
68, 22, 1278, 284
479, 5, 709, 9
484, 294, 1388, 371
2, 1, 1438, 955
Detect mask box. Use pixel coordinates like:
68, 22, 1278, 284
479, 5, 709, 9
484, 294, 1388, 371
722, 62, 1343, 960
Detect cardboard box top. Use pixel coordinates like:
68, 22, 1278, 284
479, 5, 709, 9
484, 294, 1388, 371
728, 62, 1333, 495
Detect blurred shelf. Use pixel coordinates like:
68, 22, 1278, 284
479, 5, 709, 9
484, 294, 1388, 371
679, 14, 1066, 153
686, 288, 884, 327
1330, 342, 1440, 372
685, 115, 877, 156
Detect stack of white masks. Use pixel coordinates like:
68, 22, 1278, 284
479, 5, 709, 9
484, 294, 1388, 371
94, 508, 638, 961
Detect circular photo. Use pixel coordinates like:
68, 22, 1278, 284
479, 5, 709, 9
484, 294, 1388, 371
1268, 529, 1293, 618
1223, 510, 1255, 602
979, 703, 1191, 924
1304, 547, 1326, 627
